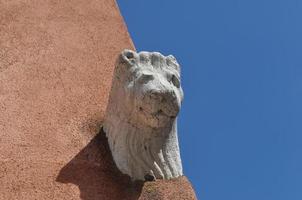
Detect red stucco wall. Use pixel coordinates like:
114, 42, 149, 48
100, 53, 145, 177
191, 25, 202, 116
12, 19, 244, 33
0, 0, 196, 199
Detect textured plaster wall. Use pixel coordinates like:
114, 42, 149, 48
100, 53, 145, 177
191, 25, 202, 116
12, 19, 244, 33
0, 0, 196, 199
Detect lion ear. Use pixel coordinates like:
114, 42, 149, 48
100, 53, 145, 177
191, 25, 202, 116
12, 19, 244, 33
166, 55, 180, 72
119, 49, 138, 68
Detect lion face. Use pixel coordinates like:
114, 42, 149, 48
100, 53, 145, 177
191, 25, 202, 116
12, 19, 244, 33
119, 50, 184, 128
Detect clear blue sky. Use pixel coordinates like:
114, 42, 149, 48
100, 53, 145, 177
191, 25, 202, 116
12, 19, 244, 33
117, 1, 302, 199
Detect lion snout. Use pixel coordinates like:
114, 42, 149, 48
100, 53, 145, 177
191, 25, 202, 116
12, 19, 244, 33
142, 89, 180, 117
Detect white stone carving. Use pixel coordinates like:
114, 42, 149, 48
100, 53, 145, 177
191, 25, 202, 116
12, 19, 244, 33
103, 49, 184, 181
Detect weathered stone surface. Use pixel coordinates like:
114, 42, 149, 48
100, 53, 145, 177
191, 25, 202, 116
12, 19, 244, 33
104, 50, 183, 181
0, 0, 197, 199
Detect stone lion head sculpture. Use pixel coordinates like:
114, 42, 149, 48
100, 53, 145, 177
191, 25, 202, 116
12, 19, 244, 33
103, 49, 184, 181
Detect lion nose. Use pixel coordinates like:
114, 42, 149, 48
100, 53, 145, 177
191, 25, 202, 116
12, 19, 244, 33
148, 90, 180, 116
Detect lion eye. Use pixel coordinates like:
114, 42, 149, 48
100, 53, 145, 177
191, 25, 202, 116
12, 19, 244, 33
171, 75, 180, 88
137, 73, 154, 84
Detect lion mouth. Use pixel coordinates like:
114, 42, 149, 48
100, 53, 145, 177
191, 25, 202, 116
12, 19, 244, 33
139, 107, 176, 119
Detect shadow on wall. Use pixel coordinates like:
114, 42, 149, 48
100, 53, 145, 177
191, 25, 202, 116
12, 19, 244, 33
56, 128, 143, 200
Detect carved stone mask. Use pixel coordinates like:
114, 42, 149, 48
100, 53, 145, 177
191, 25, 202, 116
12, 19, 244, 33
120, 50, 184, 128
